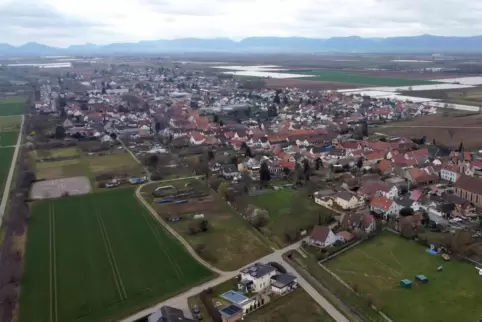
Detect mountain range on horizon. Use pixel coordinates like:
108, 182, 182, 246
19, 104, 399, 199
3, 35, 482, 56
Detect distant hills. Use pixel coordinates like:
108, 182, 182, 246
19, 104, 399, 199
3, 35, 482, 56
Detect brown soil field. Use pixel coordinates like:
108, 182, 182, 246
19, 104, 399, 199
352, 71, 479, 80
376, 114, 482, 150
265, 78, 367, 90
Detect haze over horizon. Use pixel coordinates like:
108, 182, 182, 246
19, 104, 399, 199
1, 0, 482, 47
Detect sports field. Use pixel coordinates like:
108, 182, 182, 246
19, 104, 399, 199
19, 188, 214, 322
325, 232, 482, 321
0, 96, 26, 116
294, 71, 442, 86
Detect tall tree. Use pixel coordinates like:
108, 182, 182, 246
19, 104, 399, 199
259, 162, 271, 186
459, 140, 464, 152
273, 93, 281, 104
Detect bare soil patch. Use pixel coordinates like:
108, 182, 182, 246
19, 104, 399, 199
265, 78, 366, 90
349, 71, 479, 80
30, 176, 92, 199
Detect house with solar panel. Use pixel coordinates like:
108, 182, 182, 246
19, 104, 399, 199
238, 262, 277, 293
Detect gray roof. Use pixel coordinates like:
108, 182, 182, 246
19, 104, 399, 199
394, 197, 414, 208
148, 306, 195, 322
271, 273, 297, 288
241, 262, 276, 279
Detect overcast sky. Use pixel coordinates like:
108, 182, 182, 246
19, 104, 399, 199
1, 0, 482, 47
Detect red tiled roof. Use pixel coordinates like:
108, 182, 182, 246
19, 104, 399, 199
190, 132, 204, 142
366, 151, 385, 161
279, 161, 296, 169
454, 175, 482, 195
337, 231, 355, 241
310, 226, 331, 242
363, 213, 375, 227
370, 195, 393, 211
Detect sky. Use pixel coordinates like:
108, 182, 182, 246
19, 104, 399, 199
1, 0, 482, 47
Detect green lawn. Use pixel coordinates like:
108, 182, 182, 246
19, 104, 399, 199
294, 71, 441, 87
0, 147, 14, 192
250, 189, 335, 247
141, 181, 272, 271
0, 131, 18, 146
325, 232, 482, 322
0, 96, 26, 116
19, 188, 214, 322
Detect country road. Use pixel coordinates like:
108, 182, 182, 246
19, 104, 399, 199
0, 115, 24, 227
121, 183, 349, 322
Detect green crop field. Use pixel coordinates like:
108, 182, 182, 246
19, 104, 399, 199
0, 147, 14, 191
0, 131, 18, 146
0, 96, 26, 116
294, 71, 442, 86
19, 188, 214, 322
325, 232, 482, 321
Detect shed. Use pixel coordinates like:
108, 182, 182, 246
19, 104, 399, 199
400, 279, 412, 288
415, 274, 428, 284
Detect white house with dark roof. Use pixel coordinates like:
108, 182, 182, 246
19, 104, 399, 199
238, 262, 277, 293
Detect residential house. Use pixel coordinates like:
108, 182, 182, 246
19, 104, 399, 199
440, 164, 460, 183
341, 212, 376, 233
358, 181, 399, 199
365, 151, 385, 164
148, 306, 195, 322
308, 226, 338, 248
370, 195, 395, 217
220, 305, 243, 322
391, 197, 422, 216
189, 132, 205, 145
332, 191, 364, 210
238, 263, 277, 293
221, 164, 240, 179
453, 175, 482, 207
336, 230, 356, 242
270, 273, 298, 295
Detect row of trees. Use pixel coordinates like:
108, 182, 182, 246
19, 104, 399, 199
0, 116, 35, 321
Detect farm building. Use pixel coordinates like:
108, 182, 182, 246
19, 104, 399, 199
400, 279, 412, 289
416, 274, 429, 284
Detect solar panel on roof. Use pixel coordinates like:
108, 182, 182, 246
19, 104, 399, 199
221, 305, 242, 316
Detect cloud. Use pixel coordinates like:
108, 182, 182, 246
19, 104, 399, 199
2, 0, 482, 46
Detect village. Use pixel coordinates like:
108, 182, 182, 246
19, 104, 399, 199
9, 61, 482, 322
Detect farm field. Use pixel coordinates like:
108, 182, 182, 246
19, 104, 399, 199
0, 96, 26, 116
264, 78, 366, 90
30, 147, 146, 190
140, 180, 271, 271
324, 232, 482, 322
0, 131, 18, 146
293, 71, 442, 86
0, 115, 22, 131
19, 188, 214, 322
244, 288, 335, 322
249, 189, 336, 247
374, 114, 482, 150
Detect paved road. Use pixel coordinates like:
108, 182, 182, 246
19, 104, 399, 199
121, 183, 349, 322
0, 115, 24, 226
118, 138, 151, 176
